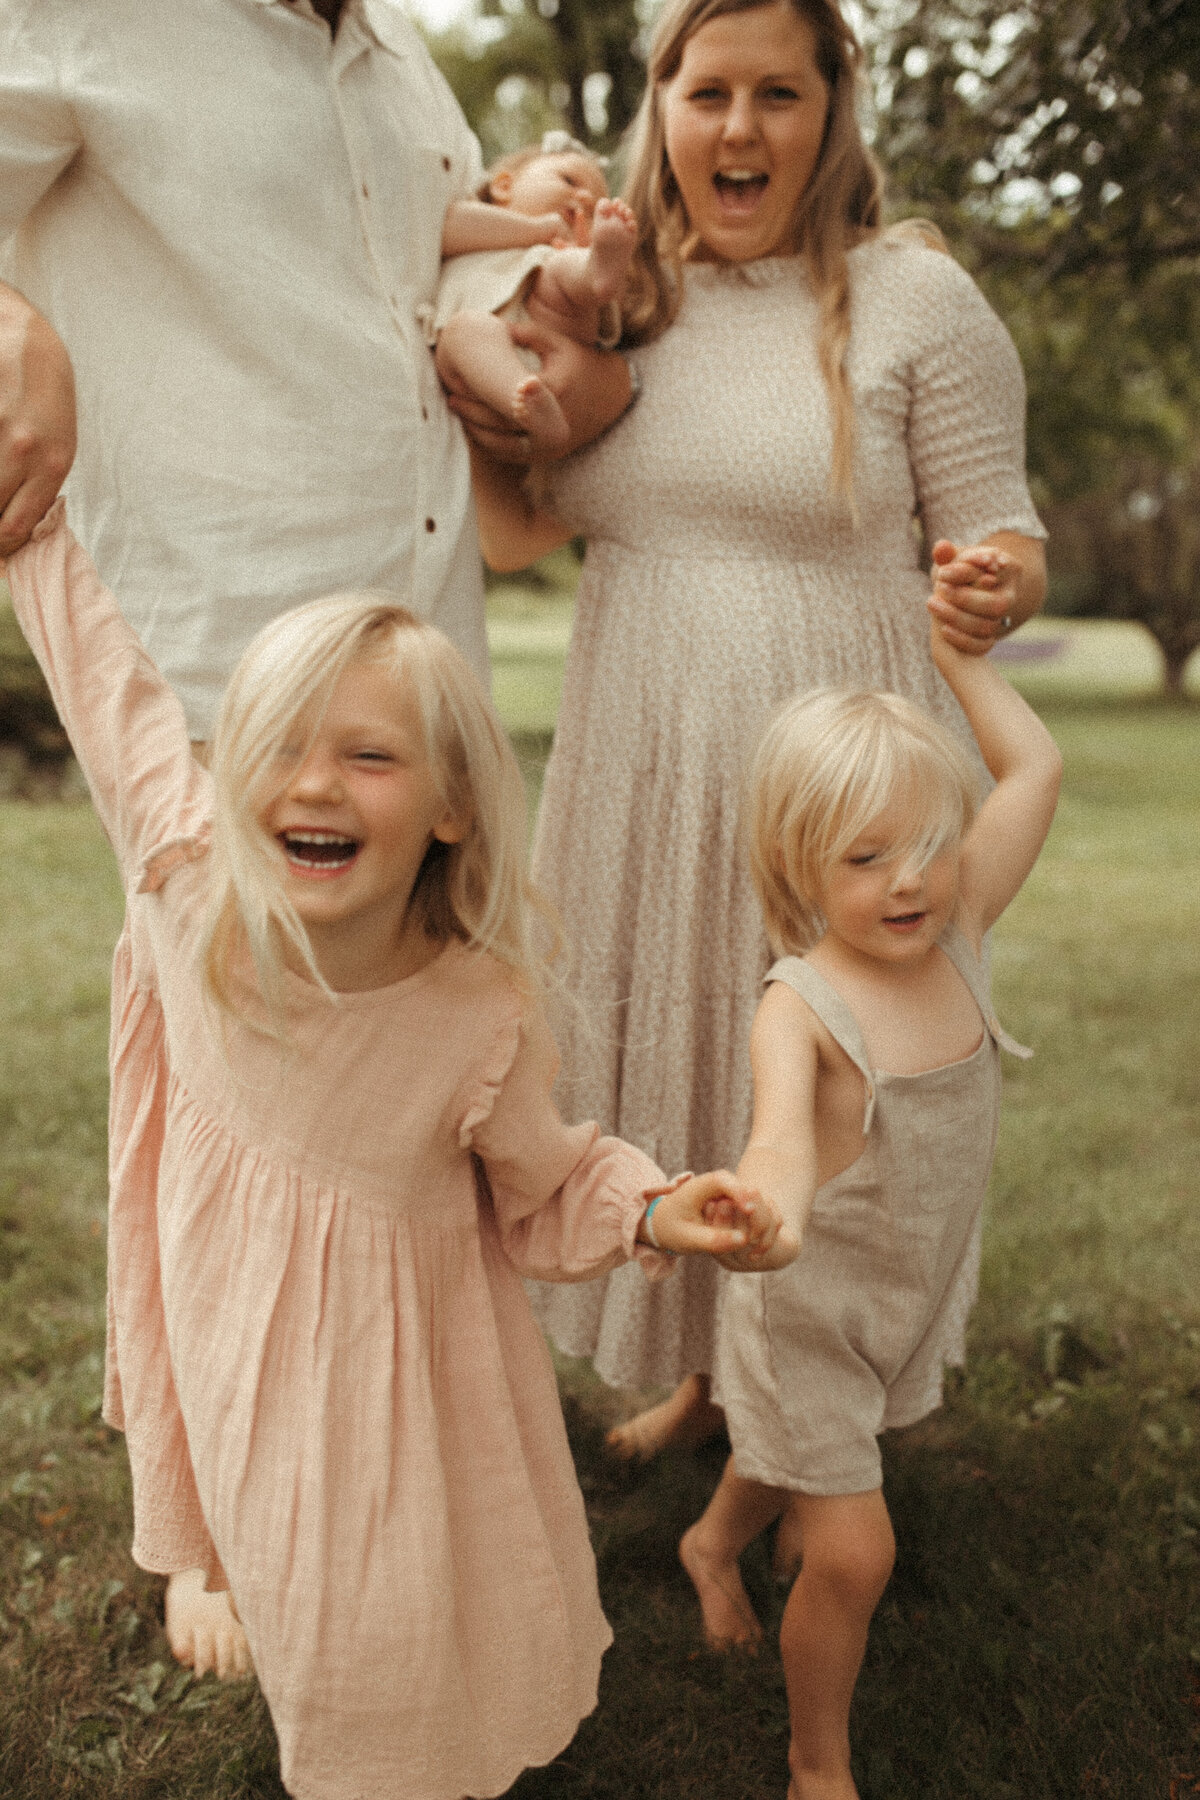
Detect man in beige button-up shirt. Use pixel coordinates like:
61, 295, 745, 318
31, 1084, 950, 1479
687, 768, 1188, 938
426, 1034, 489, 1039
0, 0, 628, 736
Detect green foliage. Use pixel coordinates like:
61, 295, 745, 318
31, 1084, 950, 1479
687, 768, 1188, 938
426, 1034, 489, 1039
863, 0, 1200, 688
869, 0, 1200, 284
424, 0, 645, 164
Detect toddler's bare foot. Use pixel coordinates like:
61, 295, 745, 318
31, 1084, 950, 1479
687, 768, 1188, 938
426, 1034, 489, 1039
513, 375, 570, 451
679, 1522, 762, 1651
587, 198, 638, 304
605, 1373, 724, 1463
165, 1567, 253, 1681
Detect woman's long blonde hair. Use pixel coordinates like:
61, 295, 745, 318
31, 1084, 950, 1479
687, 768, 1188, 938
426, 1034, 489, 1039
200, 596, 545, 1031
621, 0, 887, 500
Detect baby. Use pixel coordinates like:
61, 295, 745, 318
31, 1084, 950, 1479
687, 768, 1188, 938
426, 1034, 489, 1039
430, 132, 638, 452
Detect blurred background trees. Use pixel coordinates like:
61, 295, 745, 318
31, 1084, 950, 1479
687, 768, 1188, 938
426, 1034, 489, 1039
423, 0, 1199, 694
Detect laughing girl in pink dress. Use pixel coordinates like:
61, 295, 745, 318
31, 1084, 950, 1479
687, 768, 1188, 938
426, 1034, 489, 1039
3, 504, 782, 1800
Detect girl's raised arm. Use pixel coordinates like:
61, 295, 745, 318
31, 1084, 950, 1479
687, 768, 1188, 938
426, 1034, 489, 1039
928, 602, 1062, 939
3, 503, 208, 887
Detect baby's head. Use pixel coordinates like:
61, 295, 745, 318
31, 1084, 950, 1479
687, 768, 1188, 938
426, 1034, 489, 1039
204, 596, 533, 1018
479, 131, 609, 228
749, 688, 979, 956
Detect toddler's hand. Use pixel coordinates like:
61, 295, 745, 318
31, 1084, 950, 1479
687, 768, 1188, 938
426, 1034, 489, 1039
928, 539, 1020, 656
639, 1171, 775, 1260
704, 1193, 800, 1271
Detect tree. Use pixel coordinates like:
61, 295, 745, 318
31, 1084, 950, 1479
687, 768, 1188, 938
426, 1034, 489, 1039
864, 0, 1200, 693
425, 0, 645, 164
867, 0, 1200, 284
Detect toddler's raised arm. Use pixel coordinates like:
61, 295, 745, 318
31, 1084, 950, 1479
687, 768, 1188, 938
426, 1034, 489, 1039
3, 502, 208, 888
928, 604, 1062, 939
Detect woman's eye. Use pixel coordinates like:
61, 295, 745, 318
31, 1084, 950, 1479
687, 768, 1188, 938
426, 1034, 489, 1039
354, 749, 393, 765
765, 85, 800, 102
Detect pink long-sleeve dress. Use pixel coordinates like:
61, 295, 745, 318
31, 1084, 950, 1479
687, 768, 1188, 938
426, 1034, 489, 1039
7, 503, 675, 1800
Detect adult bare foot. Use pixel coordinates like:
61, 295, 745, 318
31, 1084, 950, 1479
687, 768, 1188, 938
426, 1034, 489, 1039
679, 1522, 762, 1651
165, 1567, 253, 1681
605, 1373, 724, 1463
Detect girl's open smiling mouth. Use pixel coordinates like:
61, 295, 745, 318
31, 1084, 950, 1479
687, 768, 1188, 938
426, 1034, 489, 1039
279, 829, 361, 874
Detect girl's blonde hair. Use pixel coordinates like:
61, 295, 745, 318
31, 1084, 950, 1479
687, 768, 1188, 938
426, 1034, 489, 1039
621, 0, 941, 501
201, 596, 543, 1029
749, 688, 979, 956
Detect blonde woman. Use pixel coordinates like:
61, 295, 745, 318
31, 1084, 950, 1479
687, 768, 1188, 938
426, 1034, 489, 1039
472, 0, 1047, 1459
2, 505, 779, 1800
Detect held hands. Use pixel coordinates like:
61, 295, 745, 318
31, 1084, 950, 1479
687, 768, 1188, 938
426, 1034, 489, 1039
702, 1192, 801, 1272
637, 1171, 789, 1265
928, 539, 1020, 656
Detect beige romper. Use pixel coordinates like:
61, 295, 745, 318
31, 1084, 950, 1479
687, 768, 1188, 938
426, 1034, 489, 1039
716, 926, 1030, 1497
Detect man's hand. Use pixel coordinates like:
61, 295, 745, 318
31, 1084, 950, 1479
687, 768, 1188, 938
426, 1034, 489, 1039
0, 287, 76, 557
447, 323, 631, 465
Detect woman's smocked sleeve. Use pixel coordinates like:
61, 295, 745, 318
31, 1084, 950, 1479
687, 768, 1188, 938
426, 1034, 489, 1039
4, 503, 209, 888
463, 1001, 676, 1283
905, 254, 1047, 550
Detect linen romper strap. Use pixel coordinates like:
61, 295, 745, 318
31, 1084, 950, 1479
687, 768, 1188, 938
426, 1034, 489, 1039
765, 958, 878, 1134
937, 924, 1033, 1061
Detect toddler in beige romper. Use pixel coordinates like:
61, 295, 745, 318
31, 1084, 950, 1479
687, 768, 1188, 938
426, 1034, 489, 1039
682, 557, 1062, 1800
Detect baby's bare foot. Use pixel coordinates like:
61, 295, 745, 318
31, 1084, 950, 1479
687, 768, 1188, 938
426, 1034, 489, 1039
165, 1567, 253, 1681
587, 198, 638, 304
513, 375, 569, 450
679, 1523, 762, 1651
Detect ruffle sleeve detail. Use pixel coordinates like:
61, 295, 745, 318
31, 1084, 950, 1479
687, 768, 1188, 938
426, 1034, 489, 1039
457, 1001, 524, 1148
466, 998, 677, 1282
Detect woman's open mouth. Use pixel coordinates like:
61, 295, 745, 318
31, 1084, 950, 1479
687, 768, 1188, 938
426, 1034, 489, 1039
279, 830, 360, 874
883, 911, 926, 931
713, 171, 768, 214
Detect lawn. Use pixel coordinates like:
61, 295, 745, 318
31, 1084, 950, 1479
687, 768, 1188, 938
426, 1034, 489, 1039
0, 574, 1197, 1797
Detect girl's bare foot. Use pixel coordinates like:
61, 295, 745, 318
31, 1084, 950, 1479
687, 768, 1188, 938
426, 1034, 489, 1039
587, 198, 638, 304
165, 1567, 253, 1681
605, 1372, 724, 1462
679, 1522, 762, 1650
512, 374, 570, 450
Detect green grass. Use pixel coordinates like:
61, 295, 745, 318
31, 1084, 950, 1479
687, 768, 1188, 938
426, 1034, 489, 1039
1, 612, 1198, 1796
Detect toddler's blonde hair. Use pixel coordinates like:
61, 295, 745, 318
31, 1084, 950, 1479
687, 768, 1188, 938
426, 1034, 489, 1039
200, 595, 544, 1030
749, 688, 979, 956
